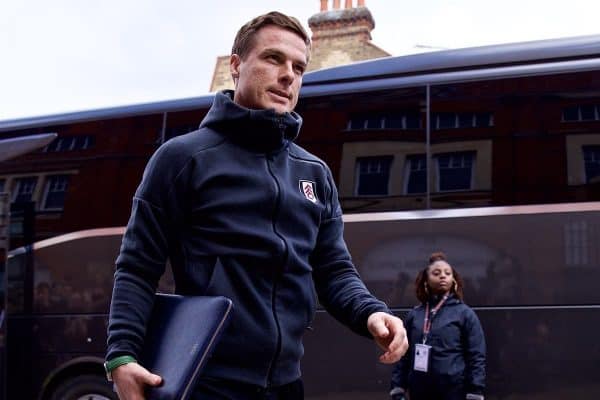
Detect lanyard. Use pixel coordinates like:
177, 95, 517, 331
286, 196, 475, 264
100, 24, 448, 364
422, 294, 449, 344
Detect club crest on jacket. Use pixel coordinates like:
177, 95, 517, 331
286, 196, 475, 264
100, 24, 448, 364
299, 180, 318, 203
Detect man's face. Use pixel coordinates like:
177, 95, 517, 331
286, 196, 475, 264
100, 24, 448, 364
231, 25, 308, 114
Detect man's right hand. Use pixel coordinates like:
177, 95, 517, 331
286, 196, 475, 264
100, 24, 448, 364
112, 362, 162, 400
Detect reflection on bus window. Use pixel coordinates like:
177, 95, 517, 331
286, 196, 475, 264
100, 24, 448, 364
41, 175, 70, 211
11, 177, 37, 205
404, 154, 426, 194
583, 146, 600, 183
434, 151, 475, 192
355, 156, 393, 196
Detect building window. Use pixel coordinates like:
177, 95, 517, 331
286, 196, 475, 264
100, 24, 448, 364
562, 105, 600, 122
75, 135, 95, 149
347, 112, 422, 131
355, 156, 393, 196
434, 112, 493, 129
11, 177, 38, 204
437, 113, 457, 129
564, 220, 589, 266
583, 146, 600, 183
404, 114, 421, 129
435, 151, 475, 192
404, 154, 427, 194
41, 175, 70, 210
45, 135, 95, 152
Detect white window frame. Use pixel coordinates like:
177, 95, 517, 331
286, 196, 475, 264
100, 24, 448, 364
434, 152, 476, 192
403, 154, 427, 195
354, 156, 393, 196
11, 176, 38, 203
562, 105, 600, 122
564, 220, 589, 266
40, 175, 70, 211
583, 146, 600, 183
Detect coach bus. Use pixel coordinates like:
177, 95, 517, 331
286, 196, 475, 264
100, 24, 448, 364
1, 33, 600, 399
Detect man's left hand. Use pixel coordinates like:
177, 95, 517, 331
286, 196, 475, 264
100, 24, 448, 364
367, 312, 409, 363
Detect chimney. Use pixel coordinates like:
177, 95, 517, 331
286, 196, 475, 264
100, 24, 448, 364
304, 0, 390, 73
308, 1, 376, 41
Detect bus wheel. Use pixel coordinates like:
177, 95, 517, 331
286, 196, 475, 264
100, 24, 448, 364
49, 374, 117, 400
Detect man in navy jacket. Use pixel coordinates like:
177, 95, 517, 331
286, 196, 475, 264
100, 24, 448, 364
105, 11, 408, 399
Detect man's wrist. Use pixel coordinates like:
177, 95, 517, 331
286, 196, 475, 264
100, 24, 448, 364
104, 355, 137, 381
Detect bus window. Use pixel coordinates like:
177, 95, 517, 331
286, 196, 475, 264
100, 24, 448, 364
421, 72, 600, 307
4, 230, 173, 399
430, 70, 600, 209
296, 86, 428, 213
7, 232, 121, 316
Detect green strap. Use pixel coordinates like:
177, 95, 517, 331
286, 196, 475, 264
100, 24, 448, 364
105, 355, 137, 372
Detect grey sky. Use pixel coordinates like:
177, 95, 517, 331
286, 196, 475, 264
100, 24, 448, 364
2, 0, 600, 120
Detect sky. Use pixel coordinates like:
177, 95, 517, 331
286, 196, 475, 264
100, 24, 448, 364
2, 0, 600, 121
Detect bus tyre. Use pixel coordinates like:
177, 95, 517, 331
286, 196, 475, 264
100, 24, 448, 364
49, 374, 117, 400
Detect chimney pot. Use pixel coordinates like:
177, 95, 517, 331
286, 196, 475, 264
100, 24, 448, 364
345, 0, 352, 8
333, 0, 340, 9
358, 0, 365, 6
320, 0, 328, 11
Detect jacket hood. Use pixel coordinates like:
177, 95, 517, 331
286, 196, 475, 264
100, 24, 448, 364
199, 90, 302, 153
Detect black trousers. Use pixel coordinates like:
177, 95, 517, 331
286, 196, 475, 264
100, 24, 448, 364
192, 377, 304, 400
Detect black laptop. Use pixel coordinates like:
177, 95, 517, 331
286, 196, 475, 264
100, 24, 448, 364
141, 293, 233, 400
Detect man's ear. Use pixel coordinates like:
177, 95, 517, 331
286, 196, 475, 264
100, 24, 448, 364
230, 54, 241, 86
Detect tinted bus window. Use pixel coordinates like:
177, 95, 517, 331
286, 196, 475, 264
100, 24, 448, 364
5, 231, 175, 399
430, 70, 600, 208
5, 232, 120, 398
296, 87, 427, 213
344, 206, 600, 306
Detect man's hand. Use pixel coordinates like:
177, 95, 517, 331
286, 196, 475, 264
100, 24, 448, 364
112, 362, 162, 400
367, 312, 409, 364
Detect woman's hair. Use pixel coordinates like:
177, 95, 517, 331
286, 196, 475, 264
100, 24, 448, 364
232, 11, 311, 61
415, 252, 464, 303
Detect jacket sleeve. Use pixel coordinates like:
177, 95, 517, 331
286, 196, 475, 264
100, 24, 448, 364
310, 170, 390, 338
462, 307, 487, 394
390, 310, 415, 391
106, 140, 191, 361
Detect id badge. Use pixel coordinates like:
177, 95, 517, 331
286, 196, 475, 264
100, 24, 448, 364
414, 343, 431, 372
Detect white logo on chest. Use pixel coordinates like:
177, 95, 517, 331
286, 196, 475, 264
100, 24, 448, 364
299, 180, 318, 204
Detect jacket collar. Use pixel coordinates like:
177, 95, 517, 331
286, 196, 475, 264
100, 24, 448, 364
199, 90, 302, 153
427, 293, 460, 306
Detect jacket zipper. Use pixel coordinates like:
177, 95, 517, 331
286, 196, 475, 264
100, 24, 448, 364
264, 153, 289, 387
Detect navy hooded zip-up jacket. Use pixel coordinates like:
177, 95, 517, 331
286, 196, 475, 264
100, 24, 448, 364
106, 91, 390, 387
390, 295, 486, 396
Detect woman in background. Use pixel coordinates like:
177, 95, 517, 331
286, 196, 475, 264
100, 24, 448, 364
390, 252, 486, 400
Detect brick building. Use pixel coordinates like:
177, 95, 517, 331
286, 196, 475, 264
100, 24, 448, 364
209, 0, 390, 92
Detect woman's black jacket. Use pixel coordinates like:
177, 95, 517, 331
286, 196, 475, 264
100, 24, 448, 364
391, 295, 486, 394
